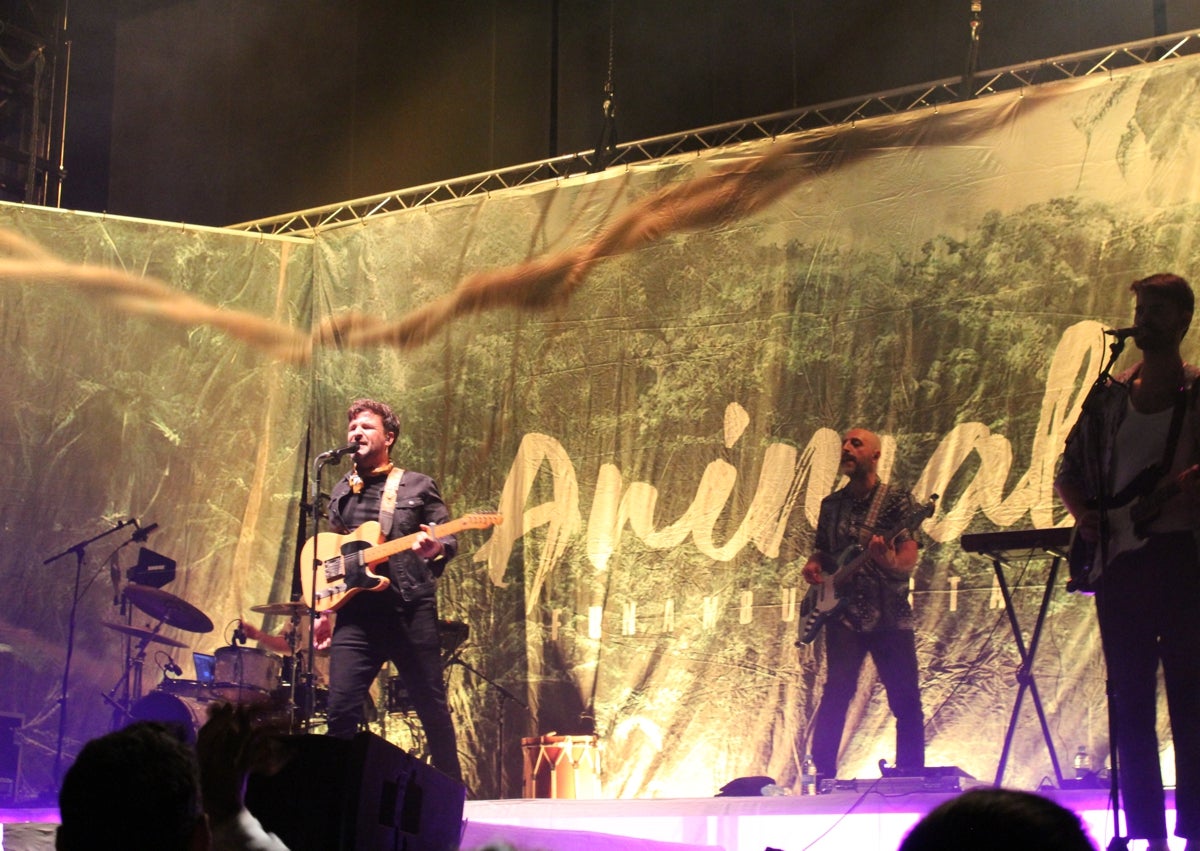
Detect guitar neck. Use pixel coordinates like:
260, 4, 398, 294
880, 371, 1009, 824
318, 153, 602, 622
1130, 480, 1180, 527
359, 515, 480, 563
830, 497, 937, 590
832, 524, 909, 589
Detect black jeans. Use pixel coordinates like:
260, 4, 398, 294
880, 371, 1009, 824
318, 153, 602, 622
1096, 531, 1200, 841
811, 622, 924, 778
326, 599, 462, 783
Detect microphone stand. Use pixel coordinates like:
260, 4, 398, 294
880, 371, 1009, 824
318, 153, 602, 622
1076, 332, 1127, 850
42, 518, 139, 792
303, 448, 346, 731
444, 652, 531, 798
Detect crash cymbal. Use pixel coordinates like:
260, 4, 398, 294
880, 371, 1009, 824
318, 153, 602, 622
249, 601, 309, 617
123, 585, 214, 633
101, 622, 187, 649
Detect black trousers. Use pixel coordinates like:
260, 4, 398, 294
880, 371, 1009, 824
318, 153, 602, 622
1096, 531, 1200, 841
811, 621, 924, 779
325, 599, 462, 783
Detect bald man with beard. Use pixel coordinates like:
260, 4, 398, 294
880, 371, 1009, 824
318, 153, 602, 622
800, 428, 926, 783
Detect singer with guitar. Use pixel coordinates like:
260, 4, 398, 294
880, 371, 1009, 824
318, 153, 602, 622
800, 427, 925, 783
1055, 273, 1200, 851
313, 397, 463, 783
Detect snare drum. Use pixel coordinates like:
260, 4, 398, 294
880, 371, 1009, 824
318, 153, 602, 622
213, 646, 281, 704
128, 691, 210, 744
521, 734, 602, 799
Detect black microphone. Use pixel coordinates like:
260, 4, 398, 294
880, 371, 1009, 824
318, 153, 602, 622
1105, 326, 1140, 341
233, 621, 248, 646
131, 521, 159, 543
164, 657, 182, 676
317, 442, 360, 461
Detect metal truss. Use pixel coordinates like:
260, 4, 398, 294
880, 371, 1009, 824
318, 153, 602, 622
230, 29, 1200, 237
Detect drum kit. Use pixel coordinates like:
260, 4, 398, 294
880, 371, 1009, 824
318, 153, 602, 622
102, 583, 598, 798
104, 590, 321, 741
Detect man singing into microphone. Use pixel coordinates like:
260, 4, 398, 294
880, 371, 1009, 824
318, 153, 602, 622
313, 398, 462, 782
1056, 273, 1200, 851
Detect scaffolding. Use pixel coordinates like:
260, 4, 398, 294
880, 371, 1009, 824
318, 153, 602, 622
0, 4, 69, 208
229, 29, 1200, 237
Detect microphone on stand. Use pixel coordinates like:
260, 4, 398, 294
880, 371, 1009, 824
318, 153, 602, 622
316, 442, 361, 461
164, 656, 183, 676
132, 521, 159, 543
233, 621, 248, 646
1105, 326, 1140, 341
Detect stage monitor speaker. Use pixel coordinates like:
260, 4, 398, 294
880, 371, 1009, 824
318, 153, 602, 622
244, 732, 466, 851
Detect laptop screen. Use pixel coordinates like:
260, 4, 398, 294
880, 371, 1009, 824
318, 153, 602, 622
192, 652, 216, 686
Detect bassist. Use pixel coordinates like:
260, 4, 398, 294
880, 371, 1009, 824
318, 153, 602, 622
800, 428, 925, 783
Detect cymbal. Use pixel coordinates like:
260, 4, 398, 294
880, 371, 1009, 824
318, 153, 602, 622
249, 601, 309, 616
124, 585, 214, 633
102, 622, 187, 649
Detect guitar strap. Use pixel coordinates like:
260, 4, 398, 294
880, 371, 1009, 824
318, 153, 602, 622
859, 481, 890, 545
378, 467, 405, 539
1155, 385, 1189, 479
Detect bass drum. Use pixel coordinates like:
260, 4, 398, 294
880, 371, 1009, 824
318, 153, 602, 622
128, 691, 210, 744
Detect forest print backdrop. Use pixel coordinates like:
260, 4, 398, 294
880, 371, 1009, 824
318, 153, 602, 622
2, 53, 1200, 800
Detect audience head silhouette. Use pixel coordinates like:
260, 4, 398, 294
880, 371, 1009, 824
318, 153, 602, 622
57, 721, 209, 851
899, 788, 1096, 851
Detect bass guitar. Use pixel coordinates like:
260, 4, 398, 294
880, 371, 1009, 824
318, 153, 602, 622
299, 512, 503, 613
1067, 463, 1199, 593
797, 495, 937, 645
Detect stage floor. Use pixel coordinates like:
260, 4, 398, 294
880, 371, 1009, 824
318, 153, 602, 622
0, 787, 1183, 851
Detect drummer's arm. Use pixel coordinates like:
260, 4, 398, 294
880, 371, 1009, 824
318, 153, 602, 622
240, 620, 293, 656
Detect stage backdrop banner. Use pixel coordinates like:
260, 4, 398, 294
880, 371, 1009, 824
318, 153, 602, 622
3, 52, 1200, 799
0, 206, 313, 793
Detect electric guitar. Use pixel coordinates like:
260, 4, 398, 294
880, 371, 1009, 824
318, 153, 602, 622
299, 512, 503, 613
1067, 464, 1199, 593
797, 495, 937, 645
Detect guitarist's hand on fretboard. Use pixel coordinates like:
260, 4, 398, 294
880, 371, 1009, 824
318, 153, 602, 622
867, 535, 897, 569
867, 534, 919, 578
412, 524, 445, 560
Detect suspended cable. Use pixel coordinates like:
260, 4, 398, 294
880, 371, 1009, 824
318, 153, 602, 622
588, 0, 618, 173
960, 0, 983, 100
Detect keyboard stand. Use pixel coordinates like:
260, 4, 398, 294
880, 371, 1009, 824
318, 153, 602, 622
984, 548, 1067, 788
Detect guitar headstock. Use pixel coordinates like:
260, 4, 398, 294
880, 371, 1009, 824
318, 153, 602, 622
457, 511, 504, 531
903, 494, 939, 531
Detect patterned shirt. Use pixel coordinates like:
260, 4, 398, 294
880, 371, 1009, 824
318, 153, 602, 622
813, 481, 921, 632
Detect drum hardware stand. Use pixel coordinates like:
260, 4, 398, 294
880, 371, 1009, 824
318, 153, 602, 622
445, 651, 530, 798
41, 518, 140, 792
99, 626, 155, 725
101, 584, 146, 728
280, 607, 306, 733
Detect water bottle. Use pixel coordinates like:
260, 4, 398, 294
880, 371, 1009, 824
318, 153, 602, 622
1073, 745, 1092, 780
801, 753, 818, 795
